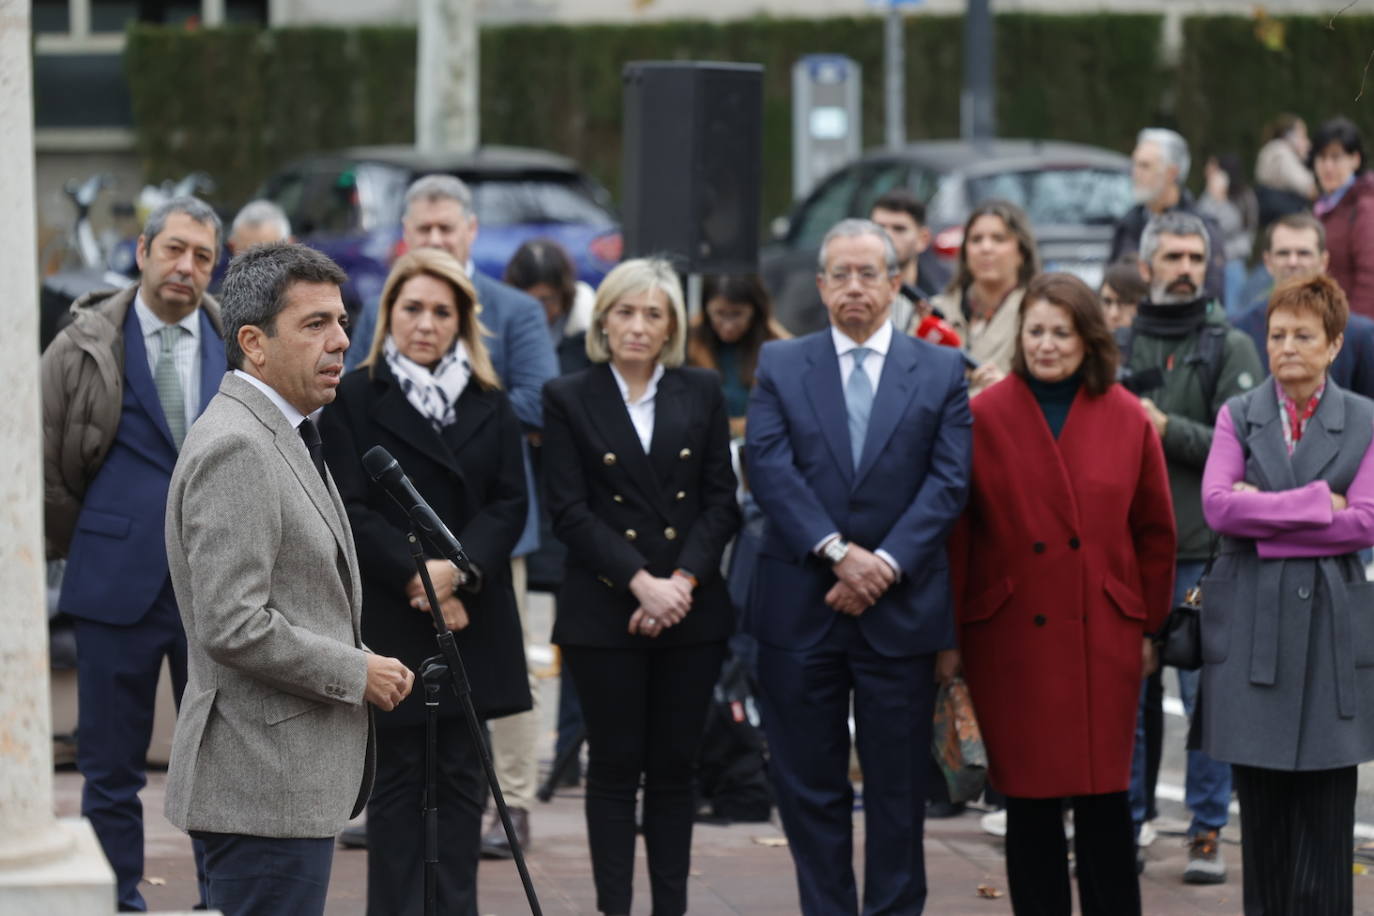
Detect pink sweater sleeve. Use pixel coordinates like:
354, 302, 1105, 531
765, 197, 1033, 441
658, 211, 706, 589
1201, 406, 1374, 557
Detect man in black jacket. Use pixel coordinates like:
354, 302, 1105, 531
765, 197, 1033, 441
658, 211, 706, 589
1111, 128, 1227, 302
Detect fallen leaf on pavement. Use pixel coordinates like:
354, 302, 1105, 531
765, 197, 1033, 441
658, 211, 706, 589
752, 836, 788, 847
975, 883, 1004, 898
146, 877, 166, 887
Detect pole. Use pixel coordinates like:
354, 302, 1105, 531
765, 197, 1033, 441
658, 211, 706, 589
416, 0, 479, 154
884, 4, 905, 150
961, 0, 995, 145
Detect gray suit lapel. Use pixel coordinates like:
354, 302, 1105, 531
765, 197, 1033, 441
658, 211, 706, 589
221, 374, 355, 566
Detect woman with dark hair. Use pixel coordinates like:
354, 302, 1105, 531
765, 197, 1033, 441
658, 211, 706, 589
319, 249, 531, 915
1312, 117, 1374, 319
1099, 259, 1148, 332
504, 238, 594, 374
948, 272, 1176, 915
1202, 273, 1374, 915
931, 199, 1041, 395
686, 274, 790, 438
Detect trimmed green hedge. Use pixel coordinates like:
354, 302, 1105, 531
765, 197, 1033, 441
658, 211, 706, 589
122, 14, 1172, 224
1177, 14, 1374, 182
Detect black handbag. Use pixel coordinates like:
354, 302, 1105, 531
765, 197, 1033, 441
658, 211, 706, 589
1155, 546, 1215, 671
1156, 584, 1202, 670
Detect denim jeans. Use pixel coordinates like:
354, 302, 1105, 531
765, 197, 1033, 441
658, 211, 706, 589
1129, 560, 1232, 838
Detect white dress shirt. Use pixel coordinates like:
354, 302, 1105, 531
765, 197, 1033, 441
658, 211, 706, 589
609, 362, 665, 453
815, 321, 902, 578
134, 292, 202, 432
233, 369, 320, 430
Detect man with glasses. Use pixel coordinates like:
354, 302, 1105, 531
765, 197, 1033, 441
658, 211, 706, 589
1234, 212, 1374, 398
745, 218, 972, 914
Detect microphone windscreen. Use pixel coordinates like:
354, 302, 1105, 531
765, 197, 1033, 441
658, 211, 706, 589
362, 446, 398, 482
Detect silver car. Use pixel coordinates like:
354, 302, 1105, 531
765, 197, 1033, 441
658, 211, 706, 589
760, 139, 1134, 334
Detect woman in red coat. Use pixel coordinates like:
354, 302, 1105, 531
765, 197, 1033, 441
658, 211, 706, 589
948, 272, 1176, 916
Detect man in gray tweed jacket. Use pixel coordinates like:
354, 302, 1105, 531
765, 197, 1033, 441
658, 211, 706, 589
164, 242, 413, 915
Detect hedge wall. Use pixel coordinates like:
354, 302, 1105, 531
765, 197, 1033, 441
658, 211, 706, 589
1176, 14, 1374, 181
123, 14, 1164, 222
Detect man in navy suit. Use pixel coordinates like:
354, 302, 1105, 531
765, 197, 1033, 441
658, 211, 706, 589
42, 197, 227, 911
342, 173, 556, 854
745, 218, 972, 914
1233, 212, 1374, 398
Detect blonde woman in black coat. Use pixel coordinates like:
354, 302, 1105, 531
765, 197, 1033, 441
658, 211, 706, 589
543, 258, 741, 916
319, 249, 530, 916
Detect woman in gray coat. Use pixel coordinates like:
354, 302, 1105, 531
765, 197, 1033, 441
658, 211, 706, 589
1201, 272, 1374, 914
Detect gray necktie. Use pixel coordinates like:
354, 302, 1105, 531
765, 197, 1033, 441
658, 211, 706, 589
846, 346, 874, 468
154, 326, 187, 449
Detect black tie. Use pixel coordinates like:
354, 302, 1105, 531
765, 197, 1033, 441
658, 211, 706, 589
298, 417, 327, 483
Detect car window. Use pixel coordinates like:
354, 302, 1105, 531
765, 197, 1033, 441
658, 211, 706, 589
469, 176, 616, 228
852, 161, 910, 217
792, 168, 862, 248
307, 170, 363, 235
965, 168, 1133, 225
261, 171, 308, 227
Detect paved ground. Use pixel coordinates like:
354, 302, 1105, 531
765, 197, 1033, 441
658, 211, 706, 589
48, 592, 1374, 913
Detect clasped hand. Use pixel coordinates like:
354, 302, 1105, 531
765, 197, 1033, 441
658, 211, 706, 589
627, 569, 693, 637
825, 544, 896, 616
406, 559, 470, 631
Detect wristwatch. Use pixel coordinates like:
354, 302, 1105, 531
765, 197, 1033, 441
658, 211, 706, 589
822, 538, 851, 566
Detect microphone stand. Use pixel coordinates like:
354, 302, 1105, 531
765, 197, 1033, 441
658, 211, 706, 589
406, 530, 543, 916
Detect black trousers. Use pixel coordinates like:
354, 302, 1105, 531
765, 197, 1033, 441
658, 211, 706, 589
1004, 791, 1140, 916
1233, 763, 1357, 916
365, 720, 488, 916
563, 641, 725, 916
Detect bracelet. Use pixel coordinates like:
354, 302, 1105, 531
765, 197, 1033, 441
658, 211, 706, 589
448, 561, 466, 596
673, 568, 699, 589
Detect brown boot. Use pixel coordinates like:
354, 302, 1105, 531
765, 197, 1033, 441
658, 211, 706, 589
480, 807, 529, 859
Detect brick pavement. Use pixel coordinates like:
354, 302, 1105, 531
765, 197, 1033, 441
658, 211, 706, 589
53, 766, 1374, 914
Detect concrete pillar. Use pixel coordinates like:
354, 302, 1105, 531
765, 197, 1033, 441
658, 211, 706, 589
0, 1, 116, 910
416, 0, 479, 154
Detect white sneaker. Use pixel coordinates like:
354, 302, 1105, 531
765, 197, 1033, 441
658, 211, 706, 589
980, 808, 1007, 837
1137, 821, 1157, 848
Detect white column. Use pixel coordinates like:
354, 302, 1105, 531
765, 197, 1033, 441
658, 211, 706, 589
0, 2, 115, 909
416, 0, 479, 154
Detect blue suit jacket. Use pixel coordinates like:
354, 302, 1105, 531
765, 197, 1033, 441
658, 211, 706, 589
61, 305, 227, 625
1235, 294, 1374, 399
744, 329, 972, 657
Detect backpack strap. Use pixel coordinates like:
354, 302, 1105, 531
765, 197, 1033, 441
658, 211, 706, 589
1191, 325, 1229, 407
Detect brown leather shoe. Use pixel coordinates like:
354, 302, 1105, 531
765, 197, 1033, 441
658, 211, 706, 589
480, 807, 529, 859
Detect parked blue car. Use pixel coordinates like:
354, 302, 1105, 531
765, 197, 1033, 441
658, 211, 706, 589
256, 144, 623, 310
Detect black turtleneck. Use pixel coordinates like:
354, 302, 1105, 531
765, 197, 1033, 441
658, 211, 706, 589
1133, 297, 1211, 337
1025, 370, 1083, 439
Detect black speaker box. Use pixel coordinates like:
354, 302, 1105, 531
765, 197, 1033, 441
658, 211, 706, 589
621, 61, 764, 274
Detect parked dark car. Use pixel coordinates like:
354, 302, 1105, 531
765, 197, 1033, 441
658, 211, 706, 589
256, 144, 623, 310
760, 139, 1134, 334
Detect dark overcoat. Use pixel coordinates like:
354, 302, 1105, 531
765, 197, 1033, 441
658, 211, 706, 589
319, 360, 532, 726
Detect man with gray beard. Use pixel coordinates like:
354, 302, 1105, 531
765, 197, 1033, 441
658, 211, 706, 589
1117, 210, 1262, 886
1111, 127, 1228, 301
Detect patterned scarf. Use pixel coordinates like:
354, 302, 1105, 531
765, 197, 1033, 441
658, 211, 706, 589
383, 335, 471, 429
1277, 377, 1324, 455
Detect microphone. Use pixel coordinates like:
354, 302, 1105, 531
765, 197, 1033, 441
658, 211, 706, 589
361, 446, 474, 574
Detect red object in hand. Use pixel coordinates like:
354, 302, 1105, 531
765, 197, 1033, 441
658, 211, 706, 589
915, 314, 962, 348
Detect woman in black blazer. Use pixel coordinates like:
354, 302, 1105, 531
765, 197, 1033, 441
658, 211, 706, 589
319, 249, 530, 916
543, 258, 741, 916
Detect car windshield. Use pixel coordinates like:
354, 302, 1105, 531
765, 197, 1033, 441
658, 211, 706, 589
470, 176, 616, 228
965, 167, 1133, 225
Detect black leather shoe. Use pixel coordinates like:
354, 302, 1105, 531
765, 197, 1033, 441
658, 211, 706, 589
338, 822, 368, 849
480, 807, 530, 859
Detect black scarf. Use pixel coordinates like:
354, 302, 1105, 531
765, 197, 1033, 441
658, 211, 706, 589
1133, 297, 1210, 337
